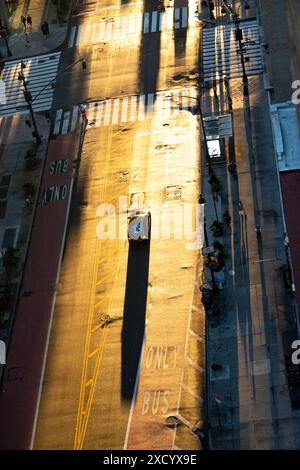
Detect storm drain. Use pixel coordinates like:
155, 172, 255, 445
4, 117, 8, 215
165, 185, 182, 201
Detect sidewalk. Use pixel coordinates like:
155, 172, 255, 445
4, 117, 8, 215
202, 75, 300, 449
1, 0, 70, 61
0, 113, 50, 385
0, 120, 83, 449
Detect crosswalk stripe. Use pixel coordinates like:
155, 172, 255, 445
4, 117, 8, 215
52, 88, 200, 135
103, 100, 112, 126
68, 26, 77, 48
95, 102, 104, 127
129, 96, 137, 121
67, 8, 193, 48
158, 11, 164, 31
144, 12, 150, 33
112, 99, 120, 124
202, 20, 262, 81
75, 24, 83, 46
174, 8, 181, 29
147, 93, 154, 117
70, 106, 79, 132
99, 21, 105, 41
54, 109, 63, 135
121, 96, 128, 124
105, 21, 113, 39
0, 52, 61, 117
182, 7, 188, 29
151, 11, 158, 33
138, 95, 145, 120
61, 111, 70, 134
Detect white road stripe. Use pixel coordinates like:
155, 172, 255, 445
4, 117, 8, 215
61, 111, 70, 134
121, 96, 128, 123
82, 23, 92, 45
143, 12, 150, 33
95, 102, 104, 127
54, 109, 62, 135
129, 96, 137, 121
105, 21, 112, 41
103, 100, 112, 126
99, 21, 106, 41
75, 25, 83, 46
146, 93, 154, 117
138, 94, 145, 120
68, 26, 76, 48
174, 8, 181, 29
121, 16, 127, 37
70, 106, 79, 132
112, 99, 120, 124
158, 12, 164, 31
87, 102, 97, 121
166, 8, 173, 30
151, 11, 158, 33
128, 14, 136, 34
182, 6, 188, 28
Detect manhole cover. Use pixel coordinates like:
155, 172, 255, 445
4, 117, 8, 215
165, 416, 179, 428
100, 314, 111, 322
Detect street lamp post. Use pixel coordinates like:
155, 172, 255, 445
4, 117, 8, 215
17, 56, 87, 146
0, 17, 12, 57
18, 63, 42, 145
0, 27, 12, 57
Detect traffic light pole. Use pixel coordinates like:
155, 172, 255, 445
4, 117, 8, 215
18, 69, 41, 145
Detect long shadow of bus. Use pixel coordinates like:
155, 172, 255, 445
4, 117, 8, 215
121, 241, 151, 400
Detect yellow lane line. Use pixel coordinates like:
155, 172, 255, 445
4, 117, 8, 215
74, 124, 114, 450
95, 271, 114, 286
77, 238, 127, 449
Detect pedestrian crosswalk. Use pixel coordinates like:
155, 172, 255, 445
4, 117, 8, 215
202, 19, 262, 81
68, 7, 195, 48
0, 52, 61, 117
53, 87, 198, 135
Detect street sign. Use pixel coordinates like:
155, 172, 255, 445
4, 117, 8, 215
203, 114, 233, 139
207, 139, 221, 158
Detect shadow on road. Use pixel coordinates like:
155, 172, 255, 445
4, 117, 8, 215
121, 241, 151, 400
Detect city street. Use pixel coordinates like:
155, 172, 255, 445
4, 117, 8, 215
33, 0, 205, 450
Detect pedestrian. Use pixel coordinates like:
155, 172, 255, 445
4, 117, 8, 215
212, 191, 218, 201
227, 162, 237, 178
223, 75, 229, 88
45, 111, 51, 125
255, 224, 262, 242
211, 363, 223, 372
238, 200, 244, 217
81, 58, 87, 70
26, 14, 32, 29
25, 33, 31, 48
199, 194, 206, 204
21, 15, 26, 29
42, 21, 50, 37
224, 210, 231, 227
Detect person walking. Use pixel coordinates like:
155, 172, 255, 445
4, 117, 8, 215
199, 194, 206, 205
228, 162, 237, 178
255, 224, 262, 243
238, 200, 245, 217
42, 21, 50, 37
26, 14, 32, 29
21, 15, 26, 30
224, 210, 231, 227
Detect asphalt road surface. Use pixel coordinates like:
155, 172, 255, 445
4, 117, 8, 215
34, 0, 205, 450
